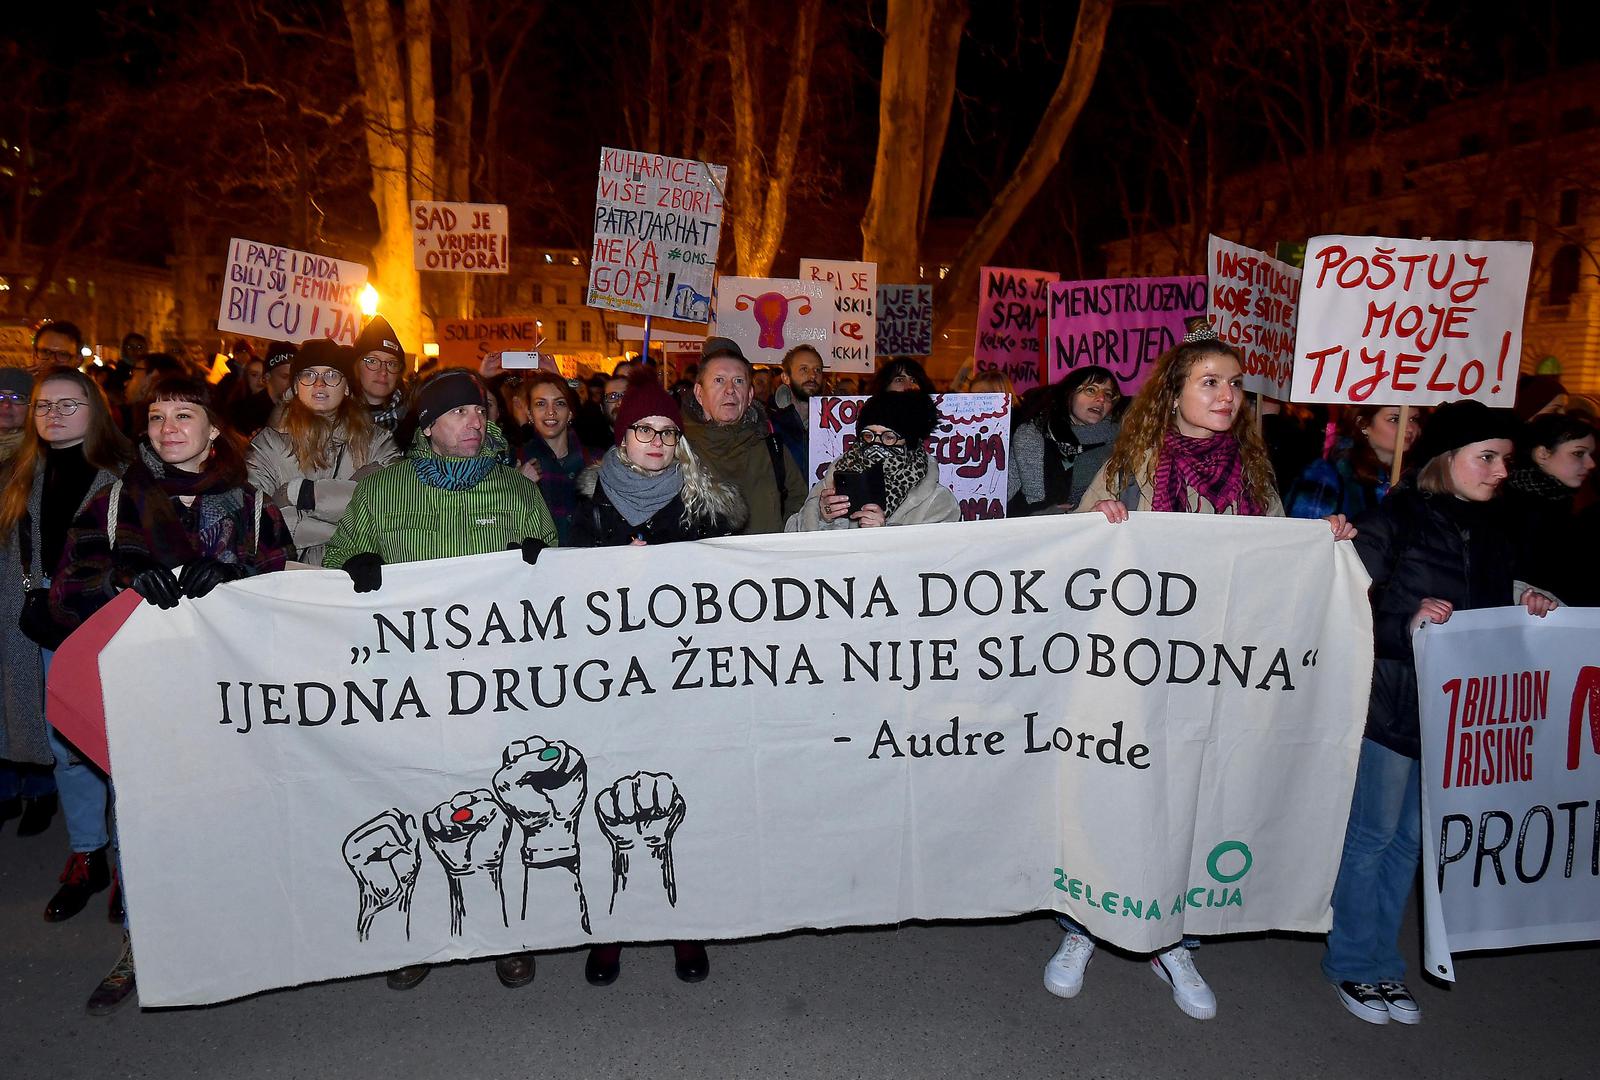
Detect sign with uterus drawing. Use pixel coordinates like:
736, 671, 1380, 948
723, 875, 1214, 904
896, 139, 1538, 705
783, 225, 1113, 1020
709, 277, 833, 365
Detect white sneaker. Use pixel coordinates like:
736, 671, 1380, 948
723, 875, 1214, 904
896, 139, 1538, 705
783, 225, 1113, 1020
1043, 931, 1095, 998
1150, 945, 1217, 1020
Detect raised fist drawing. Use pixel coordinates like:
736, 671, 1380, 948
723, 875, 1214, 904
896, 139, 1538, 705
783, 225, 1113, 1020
492, 737, 591, 932
423, 790, 512, 934
595, 772, 687, 912
342, 809, 422, 942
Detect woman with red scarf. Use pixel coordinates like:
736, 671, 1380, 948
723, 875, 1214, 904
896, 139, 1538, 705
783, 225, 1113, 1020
1052, 328, 1354, 1021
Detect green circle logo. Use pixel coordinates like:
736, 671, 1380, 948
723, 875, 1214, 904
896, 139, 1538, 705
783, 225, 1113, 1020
1207, 840, 1253, 883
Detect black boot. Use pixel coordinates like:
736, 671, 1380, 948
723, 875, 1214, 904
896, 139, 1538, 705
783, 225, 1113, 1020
0, 796, 20, 830
673, 942, 709, 983
16, 793, 58, 837
585, 944, 622, 986
44, 848, 112, 922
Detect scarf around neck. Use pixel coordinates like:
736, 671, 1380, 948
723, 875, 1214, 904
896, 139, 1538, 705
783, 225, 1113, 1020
1507, 464, 1573, 505
135, 441, 248, 563
412, 423, 507, 492
833, 440, 929, 517
1150, 428, 1257, 515
599, 446, 683, 527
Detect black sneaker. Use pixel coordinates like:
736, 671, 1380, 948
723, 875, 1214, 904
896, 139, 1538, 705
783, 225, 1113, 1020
0, 796, 21, 831
1335, 980, 1390, 1025
1377, 981, 1422, 1025
86, 933, 137, 1015
16, 793, 58, 836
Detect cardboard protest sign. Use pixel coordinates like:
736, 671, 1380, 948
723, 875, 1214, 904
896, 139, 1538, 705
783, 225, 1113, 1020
808, 394, 1012, 520
976, 267, 1059, 394
411, 201, 509, 273
436, 317, 543, 367
1207, 236, 1300, 398
0, 325, 33, 368
799, 258, 877, 374
216, 238, 367, 345
1416, 607, 1600, 982
1290, 236, 1534, 406
588, 147, 727, 322
1047, 276, 1206, 394
709, 276, 832, 365
102, 516, 1369, 1006
876, 284, 933, 357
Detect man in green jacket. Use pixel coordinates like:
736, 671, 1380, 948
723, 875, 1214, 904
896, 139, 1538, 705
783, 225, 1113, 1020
679, 337, 806, 534
322, 369, 555, 995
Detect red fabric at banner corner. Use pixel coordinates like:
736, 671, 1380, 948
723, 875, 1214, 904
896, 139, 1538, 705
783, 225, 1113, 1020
45, 590, 143, 775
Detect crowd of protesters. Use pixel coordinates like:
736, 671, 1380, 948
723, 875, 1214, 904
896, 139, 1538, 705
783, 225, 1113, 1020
1, 315, 1594, 1026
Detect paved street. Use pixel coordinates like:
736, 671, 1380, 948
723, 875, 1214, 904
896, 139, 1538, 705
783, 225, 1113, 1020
3, 813, 1593, 1079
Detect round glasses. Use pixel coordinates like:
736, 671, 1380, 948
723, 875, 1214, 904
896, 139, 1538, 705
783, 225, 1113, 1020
629, 424, 681, 445
34, 399, 87, 416
362, 356, 404, 373
35, 347, 78, 364
857, 429, 906, 447
297, 369, 346, 386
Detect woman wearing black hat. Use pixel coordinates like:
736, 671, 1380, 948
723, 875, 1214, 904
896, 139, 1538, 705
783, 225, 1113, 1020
247, 340, 401, 566
1321, 399, 1557, 1028
787, 390, 958, 530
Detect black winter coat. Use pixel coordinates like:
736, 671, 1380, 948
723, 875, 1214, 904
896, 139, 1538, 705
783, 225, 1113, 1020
569, 484, 738, 548
1352, 484, 1521, 759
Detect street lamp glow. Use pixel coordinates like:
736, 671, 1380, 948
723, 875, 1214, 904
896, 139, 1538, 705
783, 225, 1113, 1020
359, 284, 380, 317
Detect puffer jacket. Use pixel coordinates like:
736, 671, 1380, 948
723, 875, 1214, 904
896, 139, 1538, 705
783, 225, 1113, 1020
1352, 483, 1523, 759
248, 422, 401, 565
786, 456, 960, 531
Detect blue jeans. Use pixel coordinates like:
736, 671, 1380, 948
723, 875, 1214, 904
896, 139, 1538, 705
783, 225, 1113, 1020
1059, 915, 1198, 954
1321, 738, 1421, 984
42, 649, 113, 853
0, 760, 56, 800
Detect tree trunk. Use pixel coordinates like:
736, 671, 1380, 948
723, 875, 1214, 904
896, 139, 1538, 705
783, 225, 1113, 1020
932, 0, 1113, 336
920, 0, 967, 236
861, 0, 933, 284
433, 0, 473, 320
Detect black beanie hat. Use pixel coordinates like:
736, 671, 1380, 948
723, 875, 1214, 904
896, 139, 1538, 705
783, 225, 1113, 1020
354, 315, 406, 363
414, 370, 485, 430
1413, 400, 1519, 467
858, 390, 939, 446
292, 339, 354, 380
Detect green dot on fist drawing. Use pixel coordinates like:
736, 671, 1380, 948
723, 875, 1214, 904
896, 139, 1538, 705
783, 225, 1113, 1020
538, 747, 561, 762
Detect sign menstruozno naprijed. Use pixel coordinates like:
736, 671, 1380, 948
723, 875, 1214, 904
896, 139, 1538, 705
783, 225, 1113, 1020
976, 267, 1060, 395
1289, 235, 1534, 407
1207, 236, 1300, 399
876, 284, 933, 357
708, 276, 832, 366
411, 201, 510, 274
1047, 275, 1206, 395
216, 238, 368, 346
587, 147, 727, 323
799, 258, 877, 374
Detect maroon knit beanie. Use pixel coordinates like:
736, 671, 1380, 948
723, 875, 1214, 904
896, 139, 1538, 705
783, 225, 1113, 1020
613, 375, 684, 444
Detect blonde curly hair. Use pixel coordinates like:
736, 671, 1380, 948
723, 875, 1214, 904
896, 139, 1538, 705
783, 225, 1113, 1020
1099, 341, 1276, 509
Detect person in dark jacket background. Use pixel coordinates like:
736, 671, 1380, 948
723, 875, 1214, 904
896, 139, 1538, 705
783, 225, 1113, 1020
1502, 411, 1595, 604
1321, 400, 1557, 1028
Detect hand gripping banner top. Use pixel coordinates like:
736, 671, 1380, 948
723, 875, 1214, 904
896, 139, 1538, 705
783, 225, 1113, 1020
98, 515, 1373, 1005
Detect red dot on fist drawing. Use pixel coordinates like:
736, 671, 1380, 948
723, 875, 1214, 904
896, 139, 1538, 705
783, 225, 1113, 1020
451, 807, 473, 824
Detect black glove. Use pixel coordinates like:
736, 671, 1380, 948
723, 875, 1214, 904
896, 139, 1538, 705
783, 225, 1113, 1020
295, 480, 317, 513
343, 552, 384, 593
179, 558, 244, 600
122, 560, 182, 610
509, 538, 547, 565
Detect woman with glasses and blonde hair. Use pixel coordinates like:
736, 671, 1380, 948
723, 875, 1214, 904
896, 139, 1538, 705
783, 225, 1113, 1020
787, 390, 957, 530
246, 341, 400, 566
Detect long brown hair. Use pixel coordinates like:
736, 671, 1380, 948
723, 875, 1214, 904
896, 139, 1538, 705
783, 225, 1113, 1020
1099, 340, 1276, 509
278, 376, 379, 473
146, 375, 249, 487
0, 366, 133, 537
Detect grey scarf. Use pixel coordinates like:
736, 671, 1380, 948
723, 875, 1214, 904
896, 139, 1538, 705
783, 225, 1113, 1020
599, 447, 682, 527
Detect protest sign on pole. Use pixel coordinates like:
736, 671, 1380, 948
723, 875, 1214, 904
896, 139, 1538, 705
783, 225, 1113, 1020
976, 267, 1059, 395
808, 394, 1012, 520
100, 515, 1370, 1006
587, 147, 727, 323
410, 201, 509, 273
1415, 607, 1600, 982
876, 285, 933, 357
708, 276, 832, 365
1289, 235, 1534, 407
799, 258, 877, 374
436, 317, 545, 367
216, 238, 368, 345
1207, 236, 1300, 398
1047, 276, 1206, 394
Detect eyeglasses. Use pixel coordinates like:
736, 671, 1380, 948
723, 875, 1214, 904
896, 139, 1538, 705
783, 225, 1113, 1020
857, 429, 906, 447
35, 348, 77, 364
1077, 385, 1120, 403
362, 356, 404, 374
297, 369, 346, 386
629, 424, 681, 445
604, 392, 626, 403
34, 399, 87, 416
0, 392, 26, 405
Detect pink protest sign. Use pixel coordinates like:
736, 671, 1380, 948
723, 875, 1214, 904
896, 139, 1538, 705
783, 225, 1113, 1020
975, 267, 1059, 394
1047, 275, 1205, 394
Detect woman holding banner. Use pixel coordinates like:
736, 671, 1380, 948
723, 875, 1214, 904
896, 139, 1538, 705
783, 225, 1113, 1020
517, 372, 599, 546
1284, 404, 1421, 519
1061, 328, 1355, 1021
1322, 399, 1557, 1026
1010, 364, 1121, 514
49, 375, 295, 1015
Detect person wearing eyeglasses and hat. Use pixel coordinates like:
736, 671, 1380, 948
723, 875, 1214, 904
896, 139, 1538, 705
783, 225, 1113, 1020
0, 367, 33, 465
353, 316, 409, 432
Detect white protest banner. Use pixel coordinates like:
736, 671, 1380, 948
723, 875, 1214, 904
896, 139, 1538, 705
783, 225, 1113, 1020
436, 317, 543, 366
588, 147, 727, 322
411, 201, 509, 273
1416, 607, 1600, 982
1290, 235, 1534, 406
800, 258, 877, 374
102, 516, 1371, 1007
877, 284, 933, 357
808, 394, 1012, 520
1047, 276, 1206, 395
709, 276, 832, 365
1207, 236, 1300, 398
216, 238, 367, 345
976, 267, 1059, 395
